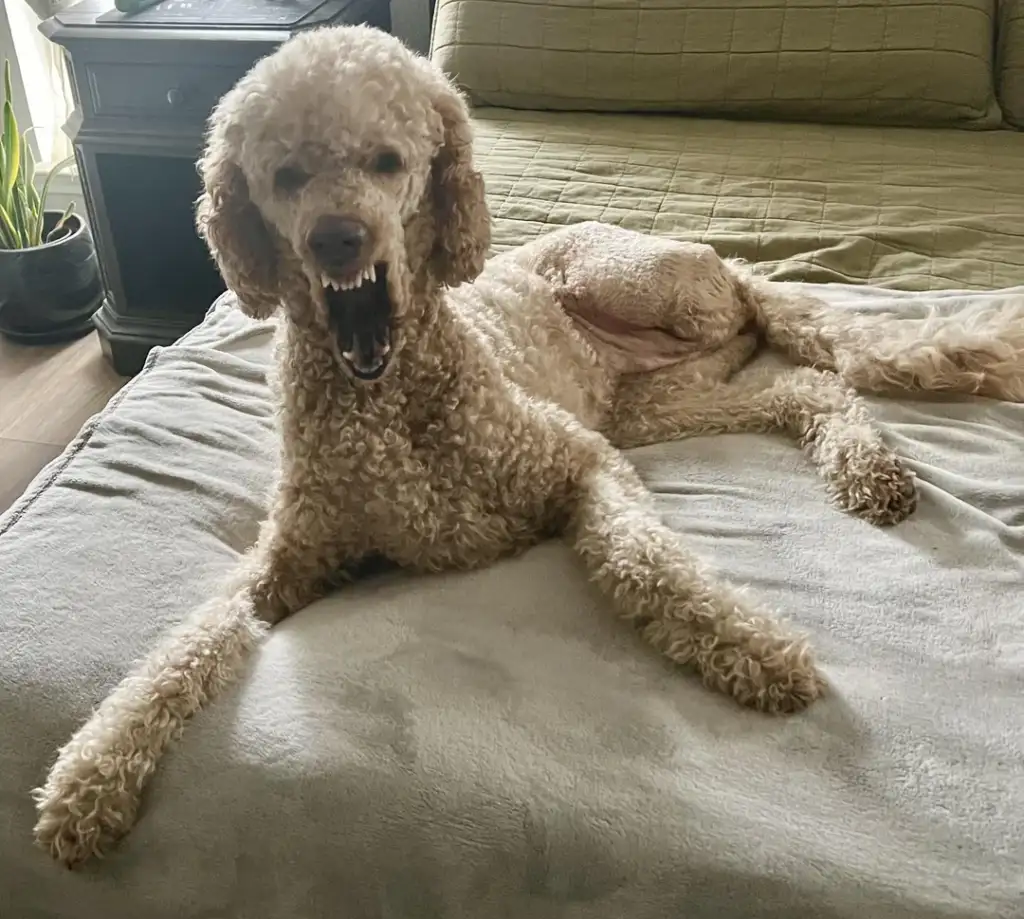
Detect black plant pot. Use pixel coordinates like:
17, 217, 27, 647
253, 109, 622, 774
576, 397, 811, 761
0, 211, 103, 345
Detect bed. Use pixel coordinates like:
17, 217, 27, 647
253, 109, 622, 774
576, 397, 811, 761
4, 9, 1024, 915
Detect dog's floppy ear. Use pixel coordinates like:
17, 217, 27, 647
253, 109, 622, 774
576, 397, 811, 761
195, 146, 280, 320
429, 79, 491, 287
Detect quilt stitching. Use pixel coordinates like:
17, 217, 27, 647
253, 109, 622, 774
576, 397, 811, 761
473, 110, 1024, 289
433, 0, 1001, 127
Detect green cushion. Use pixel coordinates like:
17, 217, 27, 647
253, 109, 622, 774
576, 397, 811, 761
432, 0, 1002, 128
999, 0, 1024, 127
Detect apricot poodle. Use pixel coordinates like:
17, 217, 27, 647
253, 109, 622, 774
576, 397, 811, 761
33, 24, 1024, 866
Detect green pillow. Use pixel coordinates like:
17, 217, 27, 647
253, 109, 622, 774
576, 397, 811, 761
999, 0, 1024, 127
432, 0, 1002, 128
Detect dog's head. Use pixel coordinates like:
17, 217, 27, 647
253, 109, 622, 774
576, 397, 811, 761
195, 25, 490, 382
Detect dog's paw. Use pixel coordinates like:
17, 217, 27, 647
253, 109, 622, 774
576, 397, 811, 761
826, 440, 918, 526
713, 636, 825, 715
33, 757, 141, 867
644, 618, 826, 714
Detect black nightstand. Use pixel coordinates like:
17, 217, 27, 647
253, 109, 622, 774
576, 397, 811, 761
41, 0, 391, 375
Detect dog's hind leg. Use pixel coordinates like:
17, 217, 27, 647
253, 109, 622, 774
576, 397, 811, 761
566, 450, 825, 714
604, 362, 917, 527
610, 333, 760, 409
525, 221, 1023, 401
520, 221, 753, 372
33, 495, 359, 867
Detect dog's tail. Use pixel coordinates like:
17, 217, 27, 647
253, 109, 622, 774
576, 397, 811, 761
733, 271, 1024, 402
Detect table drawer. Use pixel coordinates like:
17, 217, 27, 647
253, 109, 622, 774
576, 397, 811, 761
84, 61, 250, 123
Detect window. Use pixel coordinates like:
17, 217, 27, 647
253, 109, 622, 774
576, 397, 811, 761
1, 1, 77, 198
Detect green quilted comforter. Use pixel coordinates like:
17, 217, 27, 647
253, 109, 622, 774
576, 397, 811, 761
472, 108, 1024, 290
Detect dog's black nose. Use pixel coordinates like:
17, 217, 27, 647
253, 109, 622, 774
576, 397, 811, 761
308, 216, 368, 270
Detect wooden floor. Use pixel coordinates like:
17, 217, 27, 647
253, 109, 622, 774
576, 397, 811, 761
0, 332, 126, 515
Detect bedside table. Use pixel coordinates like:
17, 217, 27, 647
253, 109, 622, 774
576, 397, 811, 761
40, 0, 392, 376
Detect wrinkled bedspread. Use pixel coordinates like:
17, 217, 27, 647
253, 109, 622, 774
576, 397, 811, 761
2, 283, 1023, 918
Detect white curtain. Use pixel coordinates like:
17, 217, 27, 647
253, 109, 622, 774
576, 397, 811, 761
5, 0, 75, 169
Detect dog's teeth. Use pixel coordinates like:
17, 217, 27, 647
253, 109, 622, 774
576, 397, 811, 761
368, 265, 376, 284
321, 273, 331, 288
330, 280, 340, 291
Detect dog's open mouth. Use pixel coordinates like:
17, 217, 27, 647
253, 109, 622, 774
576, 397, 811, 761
322, 263, 392, 380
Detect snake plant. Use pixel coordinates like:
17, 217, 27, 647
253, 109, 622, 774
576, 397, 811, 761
0, 58, 76, 249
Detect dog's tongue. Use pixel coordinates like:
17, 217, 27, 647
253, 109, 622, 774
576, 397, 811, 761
326, 270, 391, 379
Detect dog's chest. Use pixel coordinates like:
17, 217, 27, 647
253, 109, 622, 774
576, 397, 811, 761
337, 409, 555, 570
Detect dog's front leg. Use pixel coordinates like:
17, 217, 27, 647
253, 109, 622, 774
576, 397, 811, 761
33, 488, 359, 867
32, 585, 268, 867
237, 490, 362, 626
565, 450, 826, 715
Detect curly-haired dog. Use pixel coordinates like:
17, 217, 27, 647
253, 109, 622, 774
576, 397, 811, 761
34, 25, 1024, 866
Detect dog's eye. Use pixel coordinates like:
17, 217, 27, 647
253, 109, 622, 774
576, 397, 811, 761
371, 149, 403, 175
273, 165, 311, 194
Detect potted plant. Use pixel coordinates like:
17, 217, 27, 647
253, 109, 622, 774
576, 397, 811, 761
0, 59, 101, 344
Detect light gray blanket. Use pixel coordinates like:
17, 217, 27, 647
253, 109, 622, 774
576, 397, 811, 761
2, 286, 1022, 919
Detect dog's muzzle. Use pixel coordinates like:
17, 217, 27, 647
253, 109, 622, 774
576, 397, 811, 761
322, 263, 392, 381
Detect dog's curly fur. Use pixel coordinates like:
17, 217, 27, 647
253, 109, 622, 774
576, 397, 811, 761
33, 25, 1024, 867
